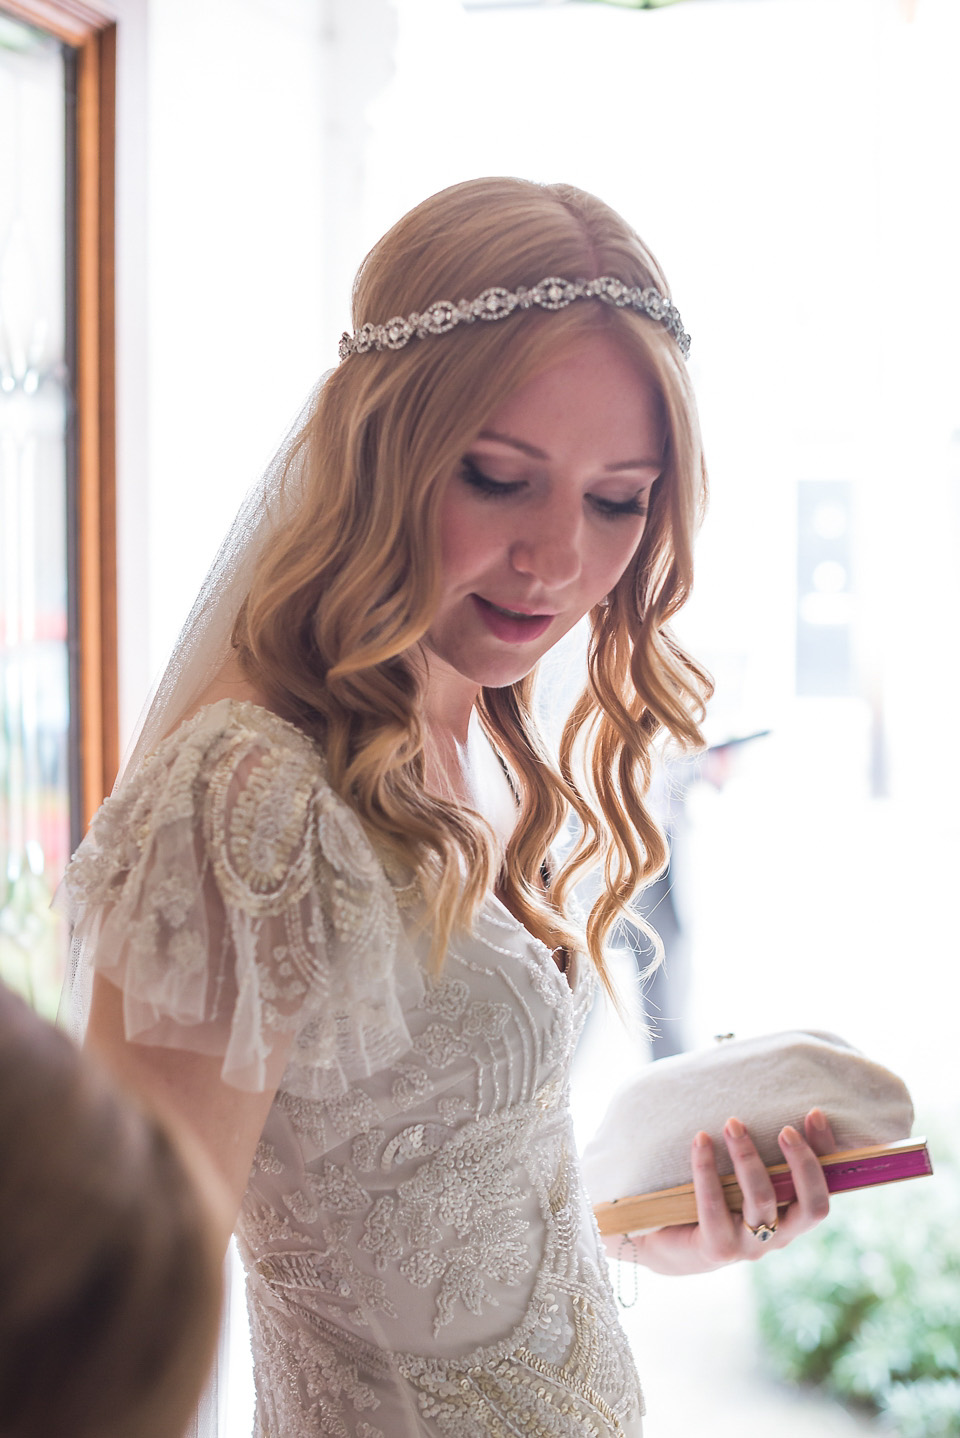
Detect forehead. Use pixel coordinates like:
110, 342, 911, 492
479, 334, 665, 465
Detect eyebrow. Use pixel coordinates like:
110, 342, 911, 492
476, 428, 662, 472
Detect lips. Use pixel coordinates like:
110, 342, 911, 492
471, 594, 555, 644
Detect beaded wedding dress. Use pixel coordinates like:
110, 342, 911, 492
64, 698, 645, 1438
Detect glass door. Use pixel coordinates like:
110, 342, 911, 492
0, 1, 117, 1016
0, 15, 71, 1014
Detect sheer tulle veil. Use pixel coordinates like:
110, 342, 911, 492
121, 373, 328, 774
61, 375, 327, 1035
59, 375, 330, 1438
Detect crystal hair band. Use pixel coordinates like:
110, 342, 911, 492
338, 274, 691, 361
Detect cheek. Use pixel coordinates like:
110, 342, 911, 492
437, 496, 473, 581
438, 493, 500, 583
594, 521, 648, 591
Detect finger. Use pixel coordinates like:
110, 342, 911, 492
689, 1130, 741, 1264
804, 1107, 839, 1157
723, 1117, 779, 1243
775, 1124, 831, 1236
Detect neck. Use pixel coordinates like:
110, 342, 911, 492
413, 645, 480, 747
422, 724, 471, 808
421, 711, 519, 855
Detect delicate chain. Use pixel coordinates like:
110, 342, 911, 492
615, 1233, 640, 1309
339, 274, 691, 361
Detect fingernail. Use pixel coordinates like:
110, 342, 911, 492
780, 1125, 801, 1146
809, 1108, 829, 1132
694, 1130, 712, 1149
725, 1117, 746, 1139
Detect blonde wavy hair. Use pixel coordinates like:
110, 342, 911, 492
234, 177, 712, 995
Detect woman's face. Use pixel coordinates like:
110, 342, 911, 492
422, 334, 666, 712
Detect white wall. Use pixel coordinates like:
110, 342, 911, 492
351, 0, 960, 1101
361, 0, 960, 809
143, 0, 328, 728
110, 0, 400, 747
112, 0, 330, 743
109, 0, 150, 752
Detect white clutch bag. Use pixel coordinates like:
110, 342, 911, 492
581, 1029, 915, 1206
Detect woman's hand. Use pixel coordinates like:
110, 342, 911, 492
607, 1108, 837, 1276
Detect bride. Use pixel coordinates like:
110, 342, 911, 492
65, 176, 834, 1437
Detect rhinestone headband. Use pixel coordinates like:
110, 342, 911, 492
338, 274, 691, 362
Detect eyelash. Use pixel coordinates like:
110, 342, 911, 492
459, 458, 649, 520
593, 495, 649, 519
460, 458, 524, 499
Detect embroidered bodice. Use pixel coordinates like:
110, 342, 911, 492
65, 701, 644, 1437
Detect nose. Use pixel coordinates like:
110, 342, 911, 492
509, 504, 583, 589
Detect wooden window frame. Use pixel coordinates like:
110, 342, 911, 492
1, 0, 118, 827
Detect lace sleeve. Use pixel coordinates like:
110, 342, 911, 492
62, 702, 418, 1095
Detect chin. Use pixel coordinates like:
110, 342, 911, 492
423, 628, 546, 689
478, 669, 538, 691
465, 662, 539, 691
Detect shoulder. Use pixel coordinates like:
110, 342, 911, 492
66, 701, 418, 1095
66, 700, 382, 916
155, 696, 320, 779
162, 700, 333, 911
96, 699, 322, 850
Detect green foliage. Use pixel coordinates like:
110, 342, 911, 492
752, 1156, 960, 1436
882, 1379, 960, 1438
0, 866, 65, 1021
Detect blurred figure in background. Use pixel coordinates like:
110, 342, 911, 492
633, 735, 760, 1059
0, 981, 225, 1438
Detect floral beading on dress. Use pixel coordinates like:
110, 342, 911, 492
65, 701, 644, 1437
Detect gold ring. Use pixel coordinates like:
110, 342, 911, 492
744, 1218, 778, 1243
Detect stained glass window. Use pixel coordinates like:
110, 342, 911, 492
0, 16, 72, 1016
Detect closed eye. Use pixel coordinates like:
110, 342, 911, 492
460, 456, 651, 518
459, 457, 525, 499
590, 493, 649, 520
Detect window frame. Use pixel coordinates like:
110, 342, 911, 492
1, 0, 118, 831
